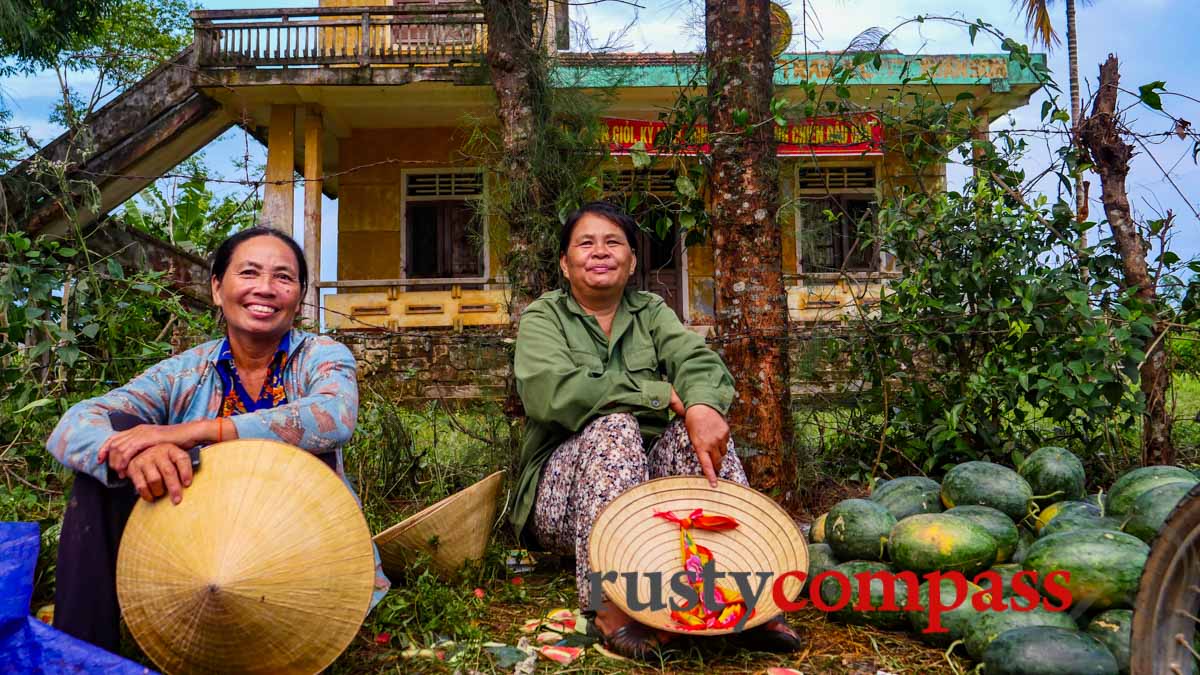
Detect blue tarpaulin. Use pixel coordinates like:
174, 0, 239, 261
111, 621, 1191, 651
0, 521, 153, 674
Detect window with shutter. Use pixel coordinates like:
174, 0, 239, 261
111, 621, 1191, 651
796, 166, 878, 273
403, 171, 484, 280
599, 168, 684, 318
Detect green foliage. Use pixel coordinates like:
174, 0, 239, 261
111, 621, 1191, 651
0, 106, 23, 171
0, 0, 115, 67
1169, 319, 1200, 377
0, 225, 213, 606
366, 559, 488, 644
0, 228, 209, 441
118, 159, 260, 257
39, 0, 191, 129
857, 177, 1151, 467
66, 0, 191, 86
343, 393, 516, 533
841, 36, 1154, 468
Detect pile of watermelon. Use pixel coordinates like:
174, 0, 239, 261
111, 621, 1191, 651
807, 448, 1200, 674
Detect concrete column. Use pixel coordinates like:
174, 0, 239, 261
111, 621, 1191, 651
302, 106, 323, 328
261, 104, 295, 232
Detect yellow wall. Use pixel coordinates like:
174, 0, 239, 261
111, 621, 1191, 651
336, 126, 943, 325
684, 149, 943, 324
337, 127, 477, 283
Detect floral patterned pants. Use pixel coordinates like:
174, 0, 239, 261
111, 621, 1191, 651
531, 413, 749, 609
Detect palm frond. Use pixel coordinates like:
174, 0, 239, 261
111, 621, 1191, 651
1013, 0, 1061, 47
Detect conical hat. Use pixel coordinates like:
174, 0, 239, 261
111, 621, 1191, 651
116, 439, 376, 675
589, 476, 808, 635
373, 470, 505, 578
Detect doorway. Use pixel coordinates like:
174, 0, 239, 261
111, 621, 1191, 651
631, 227, 683, 320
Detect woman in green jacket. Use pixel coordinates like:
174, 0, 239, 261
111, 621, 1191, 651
510, 202, 801, 659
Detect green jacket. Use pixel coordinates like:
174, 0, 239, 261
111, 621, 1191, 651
509, 288, 736, 544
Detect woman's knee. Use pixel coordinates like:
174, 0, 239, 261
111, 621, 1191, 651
577, 413, 646, 468
580, 413, 641, 444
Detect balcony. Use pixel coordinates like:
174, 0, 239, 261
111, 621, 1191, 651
190, 4, 486, 70
319, 279, 510, 331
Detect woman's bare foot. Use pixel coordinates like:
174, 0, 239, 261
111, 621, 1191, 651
594, 599, 674, 659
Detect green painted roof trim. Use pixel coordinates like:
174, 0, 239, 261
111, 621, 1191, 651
553, 52, 1048, 90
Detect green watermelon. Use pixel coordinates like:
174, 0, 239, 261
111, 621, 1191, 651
1122, 481, 1195, 543
980, 563, 1023, 599
889, 513, 997, 576
908, 578, 991, 646
804, 543, 838, 593
809, 512, 828, 543
1039, 512, 1123, 537
1106, 465, 1198, 516
942, 461, 1034, 522
964, 605, 1078, 659
1020, 446, 1087, 506
1035, 500, 1102, 533
826, 499, 895, 562
1022, 530, 1149, 610
1012, 527, 1036, 564
818, 561, 912, 628
983, 626, 1118, 675
1086, 609, 1132, 674
945, 505, 1019, 562
870, 476, 943, 520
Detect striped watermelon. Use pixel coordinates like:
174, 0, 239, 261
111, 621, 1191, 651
908, 578, 991, 646
889, 513, 997, 576
826, 499, 895, 562
1106, 465, 1197, 517
1086, 609, 1132, 674
945, 505, 1019, 562
1022, 530, 1149, 610
1019, 446, 1086, 506
1035, 500, 1102, 533
941, 461, 1034, 522
964, 606, 1077, 658
871, 476, 943, 520
983, 626, 1118, 675
1122, 481, 1194, 543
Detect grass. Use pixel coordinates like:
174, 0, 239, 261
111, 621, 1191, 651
1172, 375, 1200, 458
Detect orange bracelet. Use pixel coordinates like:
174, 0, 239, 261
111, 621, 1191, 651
216, 418, 223, 444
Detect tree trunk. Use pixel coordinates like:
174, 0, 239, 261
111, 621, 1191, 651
1079, 55, 1174, 465
1067, 0, 1088, 241
481, 0, 550, 305
705, 0, 794, 495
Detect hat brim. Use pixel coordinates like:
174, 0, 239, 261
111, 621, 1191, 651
589, 476, 808, 635
373, 470, 505, 578
116, 440, 376, 674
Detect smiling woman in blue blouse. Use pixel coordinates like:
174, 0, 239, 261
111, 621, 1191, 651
45, 227, 388, 652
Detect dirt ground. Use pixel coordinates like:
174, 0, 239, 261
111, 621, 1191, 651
332, 568, 971, 675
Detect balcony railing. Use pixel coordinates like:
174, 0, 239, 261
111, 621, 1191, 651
190, 4, 486, 68
318, 279, 510, 331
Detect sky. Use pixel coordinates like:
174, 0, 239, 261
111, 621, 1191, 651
3, 0, 1197, 288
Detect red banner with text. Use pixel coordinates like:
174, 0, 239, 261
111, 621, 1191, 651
602, 114, 883, 157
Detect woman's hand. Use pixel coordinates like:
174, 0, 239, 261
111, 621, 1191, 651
126, 443, 194, 503
684, 404, 730, 488
98, 421, 205, 474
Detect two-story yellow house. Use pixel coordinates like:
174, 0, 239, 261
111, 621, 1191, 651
10, 0, 1045, 399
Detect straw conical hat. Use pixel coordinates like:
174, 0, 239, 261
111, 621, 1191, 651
373, 470, 505, 578
589, 476, 808, 635
116, 439, 376, 675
